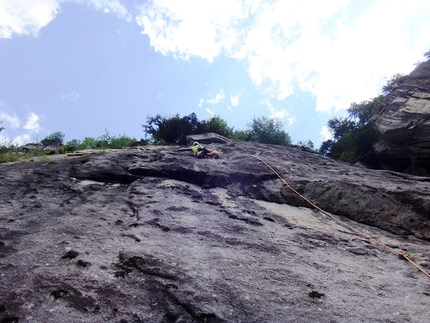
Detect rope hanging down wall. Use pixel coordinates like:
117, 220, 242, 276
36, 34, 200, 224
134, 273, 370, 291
232, 153, 430, 280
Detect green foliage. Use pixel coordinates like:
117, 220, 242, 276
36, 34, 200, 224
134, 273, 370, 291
98, 129, 137, 149
0, 145, 20, 163
347, 95, 384, 125
41, 131, 65, 146
143, 113, 232, 145
425, 49, 430, 59
144, 114, 184, 144
329, 127, 379, 163
296, 140, 315, 151
40, 156, 53, 162
319, 139, 333, 156
247, 116, 291, 146
97, 130, 111, 150
63, 139, 81, 153
111, 135, 137, 148
1, 128, 140, 163
324, 95, 385, 158
231, 129, 251, 142
180, 112, 200, 137
0, 121, 4, 133
143, 113, 291, 146
0, 144, 42, 163
327, 117, 357, 141
79, 137, 98, 149
320, 96, 382, 164
197, 116, 234, 138
0, 152, 21, 163
63, 130, 138, 151
382, 73, 407, 95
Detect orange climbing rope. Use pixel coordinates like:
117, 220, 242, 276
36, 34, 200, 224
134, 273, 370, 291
233, 153, 430, 279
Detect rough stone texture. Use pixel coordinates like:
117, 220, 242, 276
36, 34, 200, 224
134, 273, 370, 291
372, 59, 430, 176
1, 143, 430, 322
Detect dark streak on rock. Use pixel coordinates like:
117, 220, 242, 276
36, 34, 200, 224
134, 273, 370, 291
61, 250, 79, 260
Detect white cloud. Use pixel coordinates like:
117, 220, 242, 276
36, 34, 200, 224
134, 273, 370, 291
11, 133, 33, 146
24, 112, 42, 133
0, 0, 130, 39
0, 101, 43, 145
207, 89, 225, 104
136, 0, 259, 62
262, 99, 295, 126
0, 111, 20, 129
61, 91, 80, 101
0, 0, 60, 38
320, 125, 332, 142
307, 0, 430, 113
137, 0, 430, 114
0, 131, 34, 146
198, 98, 204, 107
230, 94, 239, 107
0, 133, 10, 145
75, 0, 131, 21
206, 108, 215, 115
0, 100, 21, 129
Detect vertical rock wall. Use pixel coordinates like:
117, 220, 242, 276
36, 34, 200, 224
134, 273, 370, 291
372, 59, 430, 176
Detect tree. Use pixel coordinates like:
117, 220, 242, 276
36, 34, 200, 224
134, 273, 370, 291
197, 116, 233, 138
232, 129, 251, 142
327, 117, 356, 141
425, 49, 430, 59
143, 113, 233, 145
328, 125, 379, 163
64, 139, 81, 152
41, 131, 65, 146
319, 140, 333, 156
382, 73, 407, 95
144, 113, 178, 144
79, 137, 98, 149
143, 113, 194, 144
247, 116, 291, 146
0, 121, 4, 133
142, 113, 291, 146
320, 96, 382, 164
296, 140, 315, 151
347, 95, 384, 125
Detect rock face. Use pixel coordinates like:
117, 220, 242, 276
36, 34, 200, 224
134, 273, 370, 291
372, 59, 430, 176
1, 142, 430, 322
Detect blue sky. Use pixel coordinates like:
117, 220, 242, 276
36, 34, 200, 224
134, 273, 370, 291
1, 0, 429, 148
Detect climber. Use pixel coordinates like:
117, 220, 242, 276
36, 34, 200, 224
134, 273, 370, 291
177, 141, 220, 158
